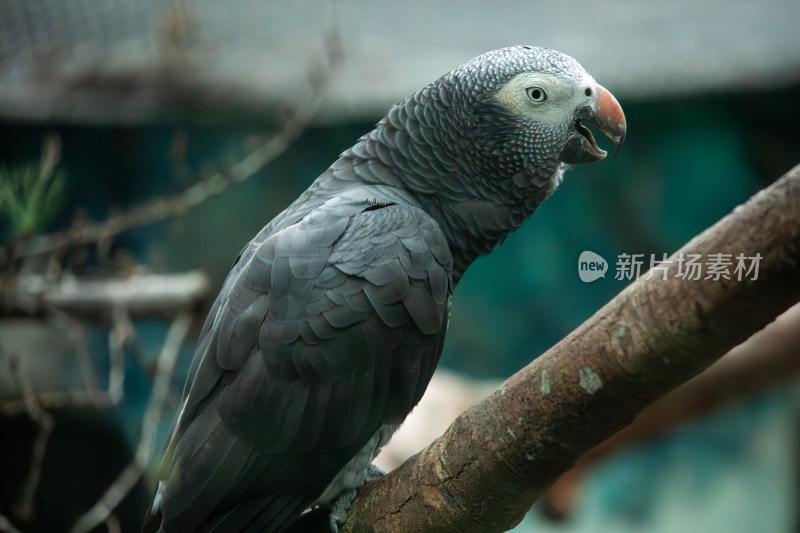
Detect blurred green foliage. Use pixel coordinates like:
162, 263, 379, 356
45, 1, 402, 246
0, 138, 66, 237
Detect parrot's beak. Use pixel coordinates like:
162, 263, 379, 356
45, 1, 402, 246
591, 84, 626, 158
561, 84, 626, 164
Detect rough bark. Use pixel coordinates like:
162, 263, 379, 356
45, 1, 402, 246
585, 300, 800, 454
542, 300, 800, 518
339, 163, 800, 533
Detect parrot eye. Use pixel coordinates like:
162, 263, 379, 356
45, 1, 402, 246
585, 87, 592, 97
526, 86, 547, 103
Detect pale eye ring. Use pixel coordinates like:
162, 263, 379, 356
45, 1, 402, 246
526, 86, 547, 103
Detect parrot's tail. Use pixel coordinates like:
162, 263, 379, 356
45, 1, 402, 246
203, 492, 308, 533
139, 491, 308, 533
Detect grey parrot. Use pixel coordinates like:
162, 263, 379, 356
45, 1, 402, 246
142, 45, 626, 533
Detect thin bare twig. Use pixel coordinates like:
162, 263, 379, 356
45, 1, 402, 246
104, 513, 122, 533
0, 389, 119, 416
69, 312, 193, 533
0, 10, 342, 532
106, 305, 130, 405
3, 26, 342, 262
0, 391, 117, 416
0, 514, 24, 533
8, 356, 54, 523
49, 308, 100, 393
0, 308, 131, 416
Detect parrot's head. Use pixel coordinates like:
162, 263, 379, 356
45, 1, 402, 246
442, 45, 626, 186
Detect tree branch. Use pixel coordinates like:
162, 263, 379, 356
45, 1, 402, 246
7, 271, 210, 317
0, 514, 24, 533
69, 312, 192, 533
6, 355, 54, 523
589, 300, 800, 453
0, 22, 341, 262
0, 308, 129, 416
341, 163, 800, 532
541, 300, 800, 518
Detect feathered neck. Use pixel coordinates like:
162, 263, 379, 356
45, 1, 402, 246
326, 85, 563, 284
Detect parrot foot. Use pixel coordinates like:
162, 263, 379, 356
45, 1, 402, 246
328, 464, 387, 532
328, 489, 356, 533
365, 463, 386, 481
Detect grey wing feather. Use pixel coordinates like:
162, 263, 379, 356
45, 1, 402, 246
151, 196, 452, 532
